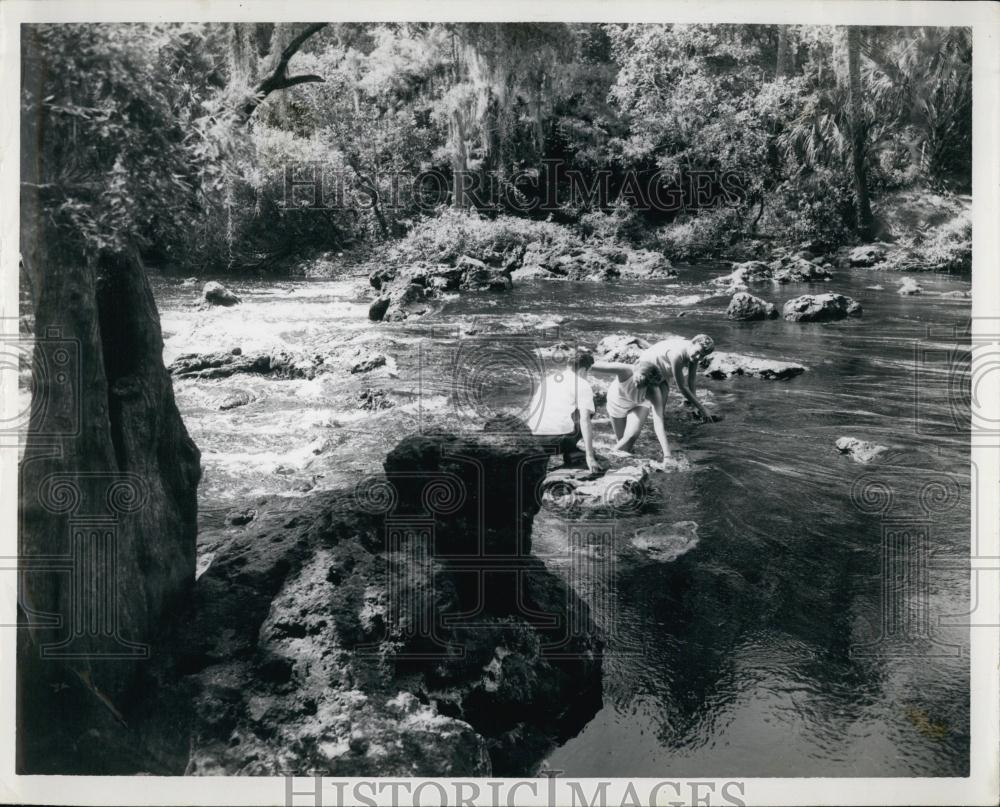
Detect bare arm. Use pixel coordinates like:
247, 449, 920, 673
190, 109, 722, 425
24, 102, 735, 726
671, 351, 709, 418
578, 411, 603, 472
646, 384, 671, 460
590, 361, 634, 383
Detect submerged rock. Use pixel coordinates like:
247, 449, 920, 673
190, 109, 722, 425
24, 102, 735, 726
541, 464, 652, 516
629, 521, 699, 562
726, 292, 778, 321
203, 280, 241, 306
940, 289, 971, 299
897, 277, 924, 296
835, 436, 888, 464
699, 351, 805, 380
782, 293, 862, 322
218, 389, 256, 410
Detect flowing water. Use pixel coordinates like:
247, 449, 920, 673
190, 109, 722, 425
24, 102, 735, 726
155, 261, 971, 777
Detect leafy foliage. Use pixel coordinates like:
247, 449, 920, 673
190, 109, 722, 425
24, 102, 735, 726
21, 22, 973, 274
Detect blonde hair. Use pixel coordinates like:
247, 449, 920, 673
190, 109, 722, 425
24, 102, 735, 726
691, 334, 715, 356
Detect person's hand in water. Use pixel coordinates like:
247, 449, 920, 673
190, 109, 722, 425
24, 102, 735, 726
586, 453, 608, 474
696, 409, 721, 423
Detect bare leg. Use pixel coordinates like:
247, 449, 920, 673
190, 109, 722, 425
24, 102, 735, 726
659, 380, 670, 419
610, 416, 628, 441
615, 406, 651, 452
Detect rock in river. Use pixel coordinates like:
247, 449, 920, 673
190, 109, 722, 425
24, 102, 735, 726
897, 277, 924, 296
350, 352, 387, 374
726, 292, 778, 321
595, 333, 651, 364
203, 280, 241, 306
835, 436, 888, 464
170, 348, 325, 380
541, 464, 652, 516
629, 521, 700, 562
847, 244, 887, 267
782, 293, 862, 322
773, 258, 833, 283
218, 389, 256, 410
699, 351, 805, 380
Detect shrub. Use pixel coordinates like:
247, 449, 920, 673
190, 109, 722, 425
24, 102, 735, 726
386, 208, 582, 265
577, 202, 648, 245
761, 167, 855, 247
652, 207, 743, 261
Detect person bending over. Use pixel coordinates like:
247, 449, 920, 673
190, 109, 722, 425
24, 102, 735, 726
527, 349, 607, 474
637, 334, 718, 423
591, 359, 672, 464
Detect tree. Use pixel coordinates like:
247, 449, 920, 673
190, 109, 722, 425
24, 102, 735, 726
16, 22, 327, 771
846, 26, 874, 239
230, 23, 327, 125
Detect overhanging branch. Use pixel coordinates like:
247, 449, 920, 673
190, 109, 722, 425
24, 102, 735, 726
238, 22, 328, 124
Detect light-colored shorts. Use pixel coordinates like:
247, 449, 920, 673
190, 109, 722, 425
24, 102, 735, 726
606, 378, 653, 419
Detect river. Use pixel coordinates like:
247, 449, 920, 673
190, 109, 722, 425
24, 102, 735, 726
155, 260, 971, 777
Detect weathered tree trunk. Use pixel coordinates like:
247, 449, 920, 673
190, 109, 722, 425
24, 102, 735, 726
17, 226, 201, 771
846, 27, 874, 240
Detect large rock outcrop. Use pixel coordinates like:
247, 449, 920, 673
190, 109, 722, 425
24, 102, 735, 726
172, 421, 602, 777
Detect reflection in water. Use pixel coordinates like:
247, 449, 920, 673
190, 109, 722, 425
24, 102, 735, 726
154, 262, 970, 777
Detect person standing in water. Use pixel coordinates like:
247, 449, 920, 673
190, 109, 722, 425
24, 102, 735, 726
526, 348, 608, 474
637, 333, 718, 424
591, 359, 672, 464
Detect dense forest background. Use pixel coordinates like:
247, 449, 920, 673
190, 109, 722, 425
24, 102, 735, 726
20, 22, 972, 280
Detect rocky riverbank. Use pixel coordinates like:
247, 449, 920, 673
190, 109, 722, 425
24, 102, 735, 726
23, 210, 968, 776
